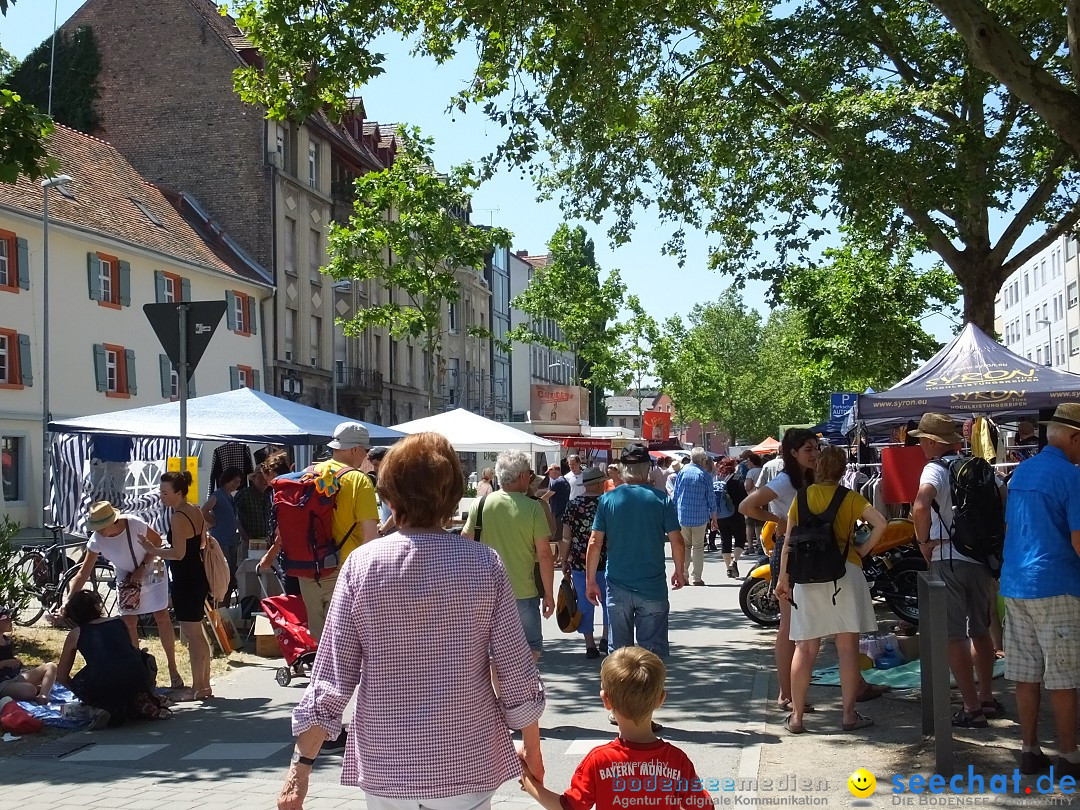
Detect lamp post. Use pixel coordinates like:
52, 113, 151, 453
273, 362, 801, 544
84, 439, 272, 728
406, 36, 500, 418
40, 174, 74, 524
1036, 318, 1054, 366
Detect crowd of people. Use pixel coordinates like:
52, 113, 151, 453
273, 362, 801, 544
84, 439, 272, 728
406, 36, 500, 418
7, 401, 1080, 806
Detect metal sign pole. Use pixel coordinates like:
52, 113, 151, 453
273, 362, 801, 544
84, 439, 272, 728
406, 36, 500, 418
178, 303, 188, 460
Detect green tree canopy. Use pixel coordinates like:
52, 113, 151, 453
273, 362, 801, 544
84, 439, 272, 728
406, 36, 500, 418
326, 126, 510, 414
0, 1, 56, 183
231, 0, 1079, 332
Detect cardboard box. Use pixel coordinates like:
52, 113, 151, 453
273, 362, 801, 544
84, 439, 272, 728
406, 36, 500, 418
252, 614, 282, 658
898, 633, 920, 662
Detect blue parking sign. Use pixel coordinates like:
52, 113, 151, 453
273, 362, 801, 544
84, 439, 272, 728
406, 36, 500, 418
830, 392, 857, 422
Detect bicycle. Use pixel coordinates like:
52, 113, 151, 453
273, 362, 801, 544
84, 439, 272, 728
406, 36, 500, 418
13, 524, 118, 627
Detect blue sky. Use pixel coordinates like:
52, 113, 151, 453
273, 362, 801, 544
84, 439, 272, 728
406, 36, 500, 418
2, 0, 956, 345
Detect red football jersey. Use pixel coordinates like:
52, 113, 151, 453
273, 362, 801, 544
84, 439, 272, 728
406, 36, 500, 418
560, 738, 712, 810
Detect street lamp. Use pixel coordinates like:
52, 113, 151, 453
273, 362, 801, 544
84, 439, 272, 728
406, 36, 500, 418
40, 174, 73, 524
1036, 318, 1054, 366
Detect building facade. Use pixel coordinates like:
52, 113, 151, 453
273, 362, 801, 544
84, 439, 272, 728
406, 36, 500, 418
995, 235, 1079, 371
0, 126, 271, 528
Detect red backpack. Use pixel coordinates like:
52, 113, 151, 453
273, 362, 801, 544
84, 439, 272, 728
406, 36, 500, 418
271, 463, 358, 581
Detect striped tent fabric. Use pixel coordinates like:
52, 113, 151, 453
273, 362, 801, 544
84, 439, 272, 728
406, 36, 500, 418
49, 435, 202, 537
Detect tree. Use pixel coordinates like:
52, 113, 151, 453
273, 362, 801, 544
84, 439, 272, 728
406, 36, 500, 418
0, 2, 56, 184
326, 126, 510, 414
231, 0, 1079, 332
503, 224, 626, 423
0, 515, 32, 620
613, 295, 661, 428
782, 230, 960, 398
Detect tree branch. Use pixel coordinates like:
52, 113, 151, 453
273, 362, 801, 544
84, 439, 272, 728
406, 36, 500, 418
1069, 0, 1080, 86
901, 200, 964, 271
931, 0, 1080, 156
1001, 198, 1080, 276
989, 146, 1074, 266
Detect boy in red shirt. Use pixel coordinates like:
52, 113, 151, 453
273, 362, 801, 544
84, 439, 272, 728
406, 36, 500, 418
521, 646, 711, 810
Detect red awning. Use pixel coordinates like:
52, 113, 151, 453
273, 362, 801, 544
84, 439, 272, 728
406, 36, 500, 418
560, 437, 612, 450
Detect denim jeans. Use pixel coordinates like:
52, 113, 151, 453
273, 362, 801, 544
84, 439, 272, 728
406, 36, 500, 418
571, 569, 608, 637
606, 580, 670, 658
515, 596, 543, 652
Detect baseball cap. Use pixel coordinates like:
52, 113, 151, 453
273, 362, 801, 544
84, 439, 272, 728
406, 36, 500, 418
620, 443, 651, 464
328, 422, 370, 450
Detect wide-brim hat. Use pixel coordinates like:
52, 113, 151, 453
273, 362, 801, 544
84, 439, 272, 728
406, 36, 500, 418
1039, 403, 1080, 431
87, 500, 121, 532
581, 466, 606, 486
908, 413, 964, 444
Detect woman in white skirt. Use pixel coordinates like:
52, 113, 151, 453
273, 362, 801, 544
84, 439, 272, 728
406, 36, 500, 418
67, 501, 185, 689
774, 446, 887, 734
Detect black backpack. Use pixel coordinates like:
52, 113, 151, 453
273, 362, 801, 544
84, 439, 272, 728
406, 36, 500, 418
787, 486, 851, 605
931, 456, 1005, 575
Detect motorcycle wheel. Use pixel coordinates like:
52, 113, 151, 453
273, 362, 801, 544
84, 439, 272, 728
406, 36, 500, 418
740, 577, 781, 627
884, 558, 927, 625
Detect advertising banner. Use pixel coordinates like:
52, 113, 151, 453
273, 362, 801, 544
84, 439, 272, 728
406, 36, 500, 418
642, 411, 672, 441
531, 384, 589, 423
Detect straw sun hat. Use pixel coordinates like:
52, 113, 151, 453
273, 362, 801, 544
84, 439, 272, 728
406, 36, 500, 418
87, 500, 121, 533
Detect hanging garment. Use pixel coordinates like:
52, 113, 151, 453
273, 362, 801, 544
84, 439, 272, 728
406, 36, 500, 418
971, 417, 997, 462
208, 442, 255, 495
881, 445, 926, 505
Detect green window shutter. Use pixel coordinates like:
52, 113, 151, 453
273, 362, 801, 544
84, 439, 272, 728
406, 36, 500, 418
252, 369, 260, 391
16, 238, 29, 290
87, 253, 101, 301
181, 277, 191, 302
230, 365, 240, 390
93, 344, 107, 391
154, 270, 165, 303
118, 261, 132, 306
247, 294, 257, 335
17, 333, 32, 386
125, 348, 137, 395
159, 354, 172, 398
225, 291, 237, 331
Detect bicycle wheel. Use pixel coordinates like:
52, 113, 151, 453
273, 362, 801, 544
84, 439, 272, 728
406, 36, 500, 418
58, 560, 119, 619
12, 551, 48, 627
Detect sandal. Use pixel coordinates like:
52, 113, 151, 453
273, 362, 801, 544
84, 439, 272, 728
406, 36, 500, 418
856, 683, 891, 702
778, 699, 815, 713
783, 713, 806, 734
981, 698, 1004, 717
193, 688, 214, 701
842, 712, 874, 731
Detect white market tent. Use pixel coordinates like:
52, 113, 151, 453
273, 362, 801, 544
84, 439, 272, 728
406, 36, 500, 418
391, 408, 561, 454
49, 387, 405, 445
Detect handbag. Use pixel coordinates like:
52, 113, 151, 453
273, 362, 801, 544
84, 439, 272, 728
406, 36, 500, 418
117, 523, 141, 613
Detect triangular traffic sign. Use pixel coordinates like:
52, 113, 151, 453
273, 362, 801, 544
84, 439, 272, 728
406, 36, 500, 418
144, 301, 227, 379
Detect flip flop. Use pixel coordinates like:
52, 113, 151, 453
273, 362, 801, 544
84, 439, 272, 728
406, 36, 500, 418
856, 683, 891, 702
783, 713, 806, 734
842, 712, 874, 731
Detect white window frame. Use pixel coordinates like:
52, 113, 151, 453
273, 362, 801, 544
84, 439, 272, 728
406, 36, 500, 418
308, 143, 318, 189
163, 275, 176, 303
0, 240, 8, 287
99, 258, 114, 303
234, 293, 247, 333
106, 348, 119, 393
1069, 283, 1078, 309
237, 367, 249, 388
169, 367, 179, 399
0, 333, 9, 384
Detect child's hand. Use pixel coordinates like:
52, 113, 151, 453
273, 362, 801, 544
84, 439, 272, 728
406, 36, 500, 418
520, 769, 542, 799
517, 740, 545, 786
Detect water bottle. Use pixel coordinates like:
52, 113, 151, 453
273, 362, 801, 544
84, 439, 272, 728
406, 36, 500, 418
875, 639, 904, 670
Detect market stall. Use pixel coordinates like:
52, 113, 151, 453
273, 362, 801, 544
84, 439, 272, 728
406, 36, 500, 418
390, 408, 561, 455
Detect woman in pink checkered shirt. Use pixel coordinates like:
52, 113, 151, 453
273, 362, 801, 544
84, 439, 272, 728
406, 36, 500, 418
278, 432, 546, 810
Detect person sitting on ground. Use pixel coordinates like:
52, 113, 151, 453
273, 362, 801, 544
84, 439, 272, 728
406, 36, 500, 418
774, 446, 888, 735
55, 590, 168, 728
520, 646, 711, 810
0, 606, 57, 703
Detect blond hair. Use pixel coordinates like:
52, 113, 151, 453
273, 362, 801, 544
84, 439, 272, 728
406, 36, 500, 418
601, 646, 666, 724
814, 445, 847, 485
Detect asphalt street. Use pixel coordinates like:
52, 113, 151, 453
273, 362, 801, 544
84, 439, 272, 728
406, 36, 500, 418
0, 550, 779, 808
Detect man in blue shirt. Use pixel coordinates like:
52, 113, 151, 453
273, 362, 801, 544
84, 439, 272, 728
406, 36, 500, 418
587, 443, 685, 659
1001, 404, 1080, 778
672, 447, 717, 586
546, 463, 571, 546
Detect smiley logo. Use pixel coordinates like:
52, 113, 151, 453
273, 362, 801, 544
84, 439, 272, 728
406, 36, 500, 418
847, 768, 876, 798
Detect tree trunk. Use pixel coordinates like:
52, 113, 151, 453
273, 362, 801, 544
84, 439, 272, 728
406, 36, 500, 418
959, 271, 999, 335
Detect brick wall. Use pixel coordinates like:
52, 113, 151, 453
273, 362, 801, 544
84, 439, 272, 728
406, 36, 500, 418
62, 0, 273, 270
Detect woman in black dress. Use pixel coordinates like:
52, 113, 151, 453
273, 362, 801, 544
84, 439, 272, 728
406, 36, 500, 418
138, 471, 212, 701
56, 590, 166, 728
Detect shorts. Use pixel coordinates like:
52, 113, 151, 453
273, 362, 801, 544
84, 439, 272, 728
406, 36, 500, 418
516, 596, 543, 652
929, 559, 992, 640
1004, 595, 1080, 690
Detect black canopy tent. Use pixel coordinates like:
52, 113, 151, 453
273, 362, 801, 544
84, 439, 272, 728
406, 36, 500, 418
854, 324, 1080, 426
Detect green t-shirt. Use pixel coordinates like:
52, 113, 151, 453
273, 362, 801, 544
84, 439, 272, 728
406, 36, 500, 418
463, 490, 550, 599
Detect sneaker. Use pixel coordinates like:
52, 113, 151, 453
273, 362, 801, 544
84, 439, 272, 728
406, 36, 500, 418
585, 647, 600, 659
727, 565, 738, 579
951, 709, 988, 728
693, 580, 705, 586
1019, 750, 1052, 775
88, 708, 111, 731
1055, 757, 1080, 780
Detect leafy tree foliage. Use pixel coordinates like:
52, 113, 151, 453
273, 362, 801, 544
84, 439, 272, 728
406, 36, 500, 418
326, 127, 510, 414
230, 0, 1079, 332
504, 224, 626, 421
6, 27, 102, 133
0, 1, 56, 183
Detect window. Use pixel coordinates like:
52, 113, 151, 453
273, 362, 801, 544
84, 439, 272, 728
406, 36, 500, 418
1071, 330, 1080, 357
230, 364, 258, 390
1069, 283, 1078, 309
1043, 303, 1049, 322
1068, 237, 1078, 261
407, 345, 415, 388
94, 343, 136, 397
155, 270, 187, 303
448, 300, 459, 333
1041, 260, 1047, 286
310, 316, 321, 367
226, 291, 256, 336
1026, 313, 1031, 335
285, 218, 297, 275
87, 252, 129, 308
158, 354, 192, 399
308, 143, 319, 189
1, 436, 22, 502
284, 307, 297, 362
1045, 344, 1052, 366
1024, 272, 1029, 295
309, 229, 322, 284
1037, 347, 1042, 364
0, 329, 33, 388
0, 231, 29, 293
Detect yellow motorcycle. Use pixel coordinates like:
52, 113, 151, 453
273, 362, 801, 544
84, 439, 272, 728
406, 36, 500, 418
738, 519, 926, 627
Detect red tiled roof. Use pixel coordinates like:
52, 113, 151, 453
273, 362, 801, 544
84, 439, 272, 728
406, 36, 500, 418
187, 0, 251, 62
521, 254, 550, 268
0, 125, 270, 285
